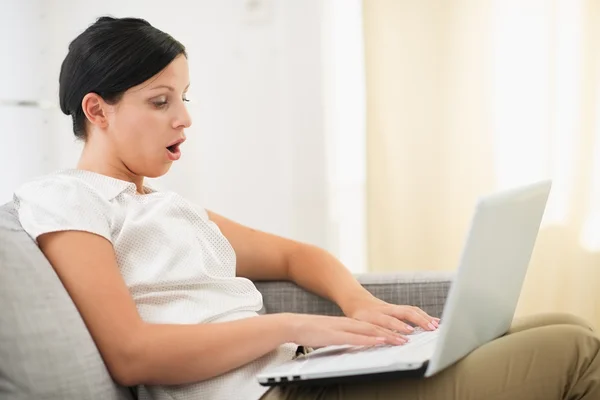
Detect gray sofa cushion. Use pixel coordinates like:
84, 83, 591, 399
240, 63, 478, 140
256, 271, 452, 318
0, 202, 133, 400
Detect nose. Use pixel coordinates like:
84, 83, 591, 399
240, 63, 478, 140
174, 102, 192, 129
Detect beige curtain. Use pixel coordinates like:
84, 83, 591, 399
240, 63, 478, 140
364, 0, 600, 328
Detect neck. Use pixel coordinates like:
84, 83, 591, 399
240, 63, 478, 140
77, 140, 146, 194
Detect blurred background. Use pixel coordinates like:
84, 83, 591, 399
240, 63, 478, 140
1, 0, 598, 328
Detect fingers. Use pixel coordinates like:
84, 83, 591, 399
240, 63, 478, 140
329, 332, 392, 347
415, 308, 441, 329
412, 306, 439, 323
339, 317, 407, 345
296, 315, 411, 348
388, 306, 440, 331
411, 306, 439, 329
373, 313, 416, 334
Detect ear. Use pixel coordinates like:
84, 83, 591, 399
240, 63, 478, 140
81, 93, 110, 129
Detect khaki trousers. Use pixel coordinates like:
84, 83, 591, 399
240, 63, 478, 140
261, 313, 600, 400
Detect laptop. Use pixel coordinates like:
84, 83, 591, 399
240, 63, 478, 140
258, 180, 552, 386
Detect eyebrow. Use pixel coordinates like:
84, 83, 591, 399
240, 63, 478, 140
149, 83, 191, 91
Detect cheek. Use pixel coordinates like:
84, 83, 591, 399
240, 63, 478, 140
112, 107, 161, 150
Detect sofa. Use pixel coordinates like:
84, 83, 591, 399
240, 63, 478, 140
0, 201, 453, 399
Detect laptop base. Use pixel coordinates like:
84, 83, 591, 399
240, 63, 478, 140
259, 362, 429, 388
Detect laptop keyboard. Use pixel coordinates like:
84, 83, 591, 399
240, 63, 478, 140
290, 328, 441, 374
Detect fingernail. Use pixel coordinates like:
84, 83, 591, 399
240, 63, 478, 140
432, 320, 439, 328
428, 322, 436, 330
376, 337, 386, 342
397, 337, 406, 344
405, 325, 414, 331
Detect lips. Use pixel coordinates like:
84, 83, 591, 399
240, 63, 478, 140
166, 137, 185, 161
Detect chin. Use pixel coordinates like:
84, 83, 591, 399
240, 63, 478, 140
146, 166, 172, 178
132, 161, 172, 179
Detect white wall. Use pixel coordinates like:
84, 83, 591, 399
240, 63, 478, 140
0, 0, 57, 203
0, 0, 367, 272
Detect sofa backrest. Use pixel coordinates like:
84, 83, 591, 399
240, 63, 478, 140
0, 202, 134, 400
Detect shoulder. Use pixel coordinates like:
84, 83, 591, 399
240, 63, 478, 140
14, 169, 133, 204
13, 170, 132, 243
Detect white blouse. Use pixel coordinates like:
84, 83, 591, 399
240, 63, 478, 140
14, 169, 296, 400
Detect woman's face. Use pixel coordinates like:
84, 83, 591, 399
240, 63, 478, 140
102, 54, 192, 178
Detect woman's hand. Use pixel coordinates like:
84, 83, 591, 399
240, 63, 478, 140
341, 295, 440, 334
282, 313, 408, 348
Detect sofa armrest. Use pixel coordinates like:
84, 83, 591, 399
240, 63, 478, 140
254, 271, 453, 319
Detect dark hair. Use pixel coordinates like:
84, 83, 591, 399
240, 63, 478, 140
59, 16, 186, 139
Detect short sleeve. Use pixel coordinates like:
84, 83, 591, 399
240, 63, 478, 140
13, 176, 113, 244
193, 203, 210, 221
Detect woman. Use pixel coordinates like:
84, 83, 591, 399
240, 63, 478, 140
13, 16, 600, 400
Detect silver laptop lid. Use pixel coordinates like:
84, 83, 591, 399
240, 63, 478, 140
425, 180, 552, 377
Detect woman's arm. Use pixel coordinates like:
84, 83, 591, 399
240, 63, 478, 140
206, 210, 373, 306
38, 230, 402, 386
206, 210, 298, 281
206, 210, 381, 311
207, 211, 438, 332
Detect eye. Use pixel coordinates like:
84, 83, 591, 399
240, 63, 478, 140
183, 95, 190, 103
151, 96, 168, 109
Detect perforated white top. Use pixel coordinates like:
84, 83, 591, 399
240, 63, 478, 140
14, 169, 296, 400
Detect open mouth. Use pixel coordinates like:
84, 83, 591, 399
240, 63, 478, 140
166, 137, 185, 160
167, 143, 180, 154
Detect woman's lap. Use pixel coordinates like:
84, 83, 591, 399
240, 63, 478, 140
507, 312, 593, 334
261, 313, 600, 400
